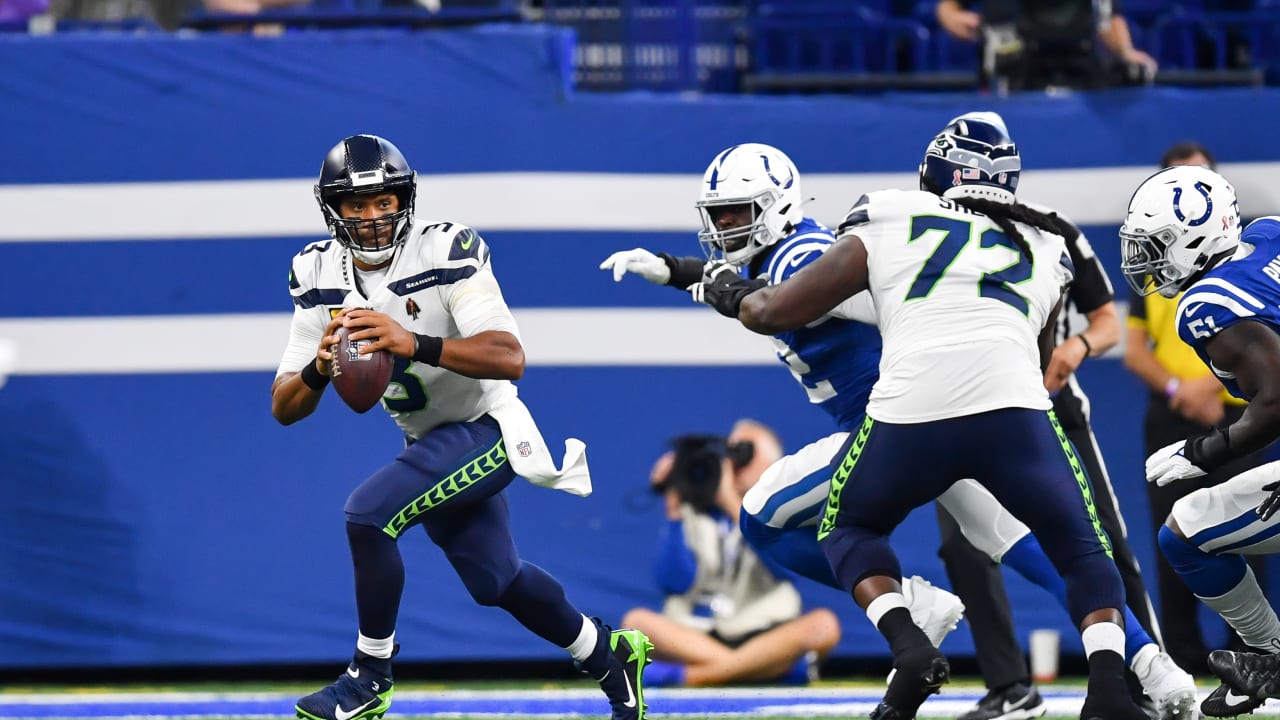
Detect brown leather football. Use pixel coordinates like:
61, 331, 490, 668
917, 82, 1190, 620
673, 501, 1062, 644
330, 326, 393, 414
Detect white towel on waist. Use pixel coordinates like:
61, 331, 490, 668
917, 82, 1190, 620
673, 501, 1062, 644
489, 394, 592, 497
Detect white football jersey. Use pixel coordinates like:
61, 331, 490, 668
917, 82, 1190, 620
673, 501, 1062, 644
839, 189, 1070, 423
276, 220, 520, 439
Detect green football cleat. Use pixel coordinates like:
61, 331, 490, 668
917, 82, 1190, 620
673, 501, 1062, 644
597, 628, 654, 720
295, 651, 394, 720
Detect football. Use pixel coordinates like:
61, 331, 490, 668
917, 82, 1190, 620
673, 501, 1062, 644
330, 326, 393, 414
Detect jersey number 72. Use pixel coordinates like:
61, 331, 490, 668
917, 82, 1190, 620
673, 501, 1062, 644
905, 215, 1033, 314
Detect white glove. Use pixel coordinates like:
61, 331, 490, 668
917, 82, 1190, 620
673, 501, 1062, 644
599, 248, 670, 285
1145, 439, 1208, 486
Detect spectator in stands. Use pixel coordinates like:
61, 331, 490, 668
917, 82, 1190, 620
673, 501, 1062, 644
1123, 142, 1270, 675
935, 0, 1157, 89
621, 419, 842, 687
49, 0, 308, 29
0, 0, 47, 21
199, 0, 311, 12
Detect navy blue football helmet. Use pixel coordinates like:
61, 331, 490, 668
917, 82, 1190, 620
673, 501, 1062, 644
315, 134, 417, 264
919, 112, 1021, 204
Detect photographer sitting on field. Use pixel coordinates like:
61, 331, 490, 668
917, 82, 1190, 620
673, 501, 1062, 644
621, 419, 842, 687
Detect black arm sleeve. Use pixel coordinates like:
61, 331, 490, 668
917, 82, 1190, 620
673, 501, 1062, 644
659, 253, 705, 289
1061, 225, 1114, 315
1127, 287, 1147, 322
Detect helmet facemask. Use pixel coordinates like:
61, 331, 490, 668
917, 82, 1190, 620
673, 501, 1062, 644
696, 193, 777, 265
314, 135, 418, 266
1119, 165, 1242, 299
319, 184, 414, 265
1120, 225, 1185, 298
696, 143, 805, 268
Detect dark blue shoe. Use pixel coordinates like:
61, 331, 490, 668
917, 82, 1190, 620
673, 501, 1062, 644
592, 627, 653, 720
296, 650, 394, 720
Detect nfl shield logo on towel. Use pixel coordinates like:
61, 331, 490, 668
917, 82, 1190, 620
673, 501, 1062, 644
517, 441, 532, 457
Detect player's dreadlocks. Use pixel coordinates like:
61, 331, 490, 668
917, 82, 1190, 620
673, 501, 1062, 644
952, 196, 1077, 262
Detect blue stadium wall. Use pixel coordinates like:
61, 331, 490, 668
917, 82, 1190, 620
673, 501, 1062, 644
2, 24, 1279, 669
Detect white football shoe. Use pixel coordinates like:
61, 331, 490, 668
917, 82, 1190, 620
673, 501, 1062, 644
903, 575, 966, 647
887, 576, 965, 686
1132, 644, 1199, 720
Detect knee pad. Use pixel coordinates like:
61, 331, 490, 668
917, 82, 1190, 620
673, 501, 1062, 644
740, 510, 780, 551
820, 524, 900, 593
1159, 524, 1248, 597
1060, 548, 1124, 625
1158, 524, 1202, 569
344, 485, 386, 529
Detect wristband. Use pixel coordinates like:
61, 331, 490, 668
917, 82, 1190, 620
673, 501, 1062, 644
1185, 426, 1234, 472
1075, 333, 1093, 358
1164, 377, 1181, 398
412, 333, 444, 366
300, 361, 330, 391
659, 253, 706, 289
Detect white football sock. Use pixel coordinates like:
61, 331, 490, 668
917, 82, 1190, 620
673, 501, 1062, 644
357, 632, 395, 658
1081, 621, 1125, 657
565, 615, 599, 662
866, 592, 908, 627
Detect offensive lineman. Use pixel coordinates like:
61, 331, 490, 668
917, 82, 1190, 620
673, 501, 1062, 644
689, 134, 1149, 720
603, 122, 1191, 718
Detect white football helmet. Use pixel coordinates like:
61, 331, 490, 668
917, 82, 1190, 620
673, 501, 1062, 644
696, 143, 805, 266
1120, 165, 1241, 298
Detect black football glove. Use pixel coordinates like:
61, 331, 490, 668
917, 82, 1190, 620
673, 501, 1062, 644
689, 262, 767, 319
1259, 481, 1280, 520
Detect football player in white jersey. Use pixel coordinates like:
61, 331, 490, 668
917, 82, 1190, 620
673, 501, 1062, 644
694, 143, 1147, 720
272, 135, 651, 720
1123, 165, 1280, 716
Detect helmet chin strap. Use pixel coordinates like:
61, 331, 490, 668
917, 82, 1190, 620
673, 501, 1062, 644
352, 246, 397, 266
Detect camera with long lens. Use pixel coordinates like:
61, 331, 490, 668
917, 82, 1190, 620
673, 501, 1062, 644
653, 434, 756, 514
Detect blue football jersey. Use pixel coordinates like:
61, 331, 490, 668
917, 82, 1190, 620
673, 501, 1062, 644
1177, 217, 1280, 400
753, 218, 882, 431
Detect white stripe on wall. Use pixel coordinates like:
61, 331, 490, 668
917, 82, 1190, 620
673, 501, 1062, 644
0, 303, 1127, 377
0, 309, 781, 375
4, 163, 1279, 241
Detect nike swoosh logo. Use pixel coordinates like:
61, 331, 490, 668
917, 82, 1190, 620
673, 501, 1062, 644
335, 698, 377, 720
1002, 695, 1031, 713
1225, 690, 1255, 707
1185, 302, 1205, 317
459, 233, 475, 251
622, 672, 637, 709
346, 666, 359, 679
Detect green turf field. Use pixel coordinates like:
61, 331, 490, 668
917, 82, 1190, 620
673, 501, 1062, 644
0, 676, 1187, 720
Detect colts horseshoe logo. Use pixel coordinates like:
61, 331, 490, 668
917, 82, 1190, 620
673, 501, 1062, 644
1173, 182, 1213, 227
762, 155, 795, 189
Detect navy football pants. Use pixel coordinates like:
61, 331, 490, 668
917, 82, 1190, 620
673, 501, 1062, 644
818, 407, 1123, 628
343, 415, 583, 646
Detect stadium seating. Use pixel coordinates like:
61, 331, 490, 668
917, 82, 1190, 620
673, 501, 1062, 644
10, 2, 1280, 93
